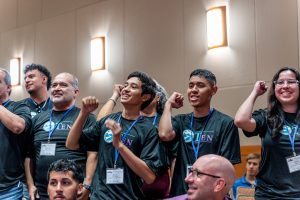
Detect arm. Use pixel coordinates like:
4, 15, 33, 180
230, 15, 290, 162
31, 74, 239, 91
234, 81, 268, 132
0, 105, 25, 134
158, 92, 184, 141
25, 158, 39, 200
105, 119, 156, 184
97, 84, 123, 120
66, 96, 99, 150
79, 151, 98, 200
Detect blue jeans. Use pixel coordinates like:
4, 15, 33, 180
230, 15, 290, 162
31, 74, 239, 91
0, 181, 23, 200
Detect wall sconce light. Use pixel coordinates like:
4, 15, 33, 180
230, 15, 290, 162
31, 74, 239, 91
10, 58, 21, 86
91, 37, 105, 71
207, 6, 228, 49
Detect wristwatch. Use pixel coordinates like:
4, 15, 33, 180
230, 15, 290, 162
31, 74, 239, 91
83, 183, 92, 192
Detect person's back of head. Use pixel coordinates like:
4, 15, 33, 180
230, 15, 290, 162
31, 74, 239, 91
185, 154, 235, 200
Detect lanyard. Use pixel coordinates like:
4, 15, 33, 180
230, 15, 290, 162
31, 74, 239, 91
48, 105, 74, 141
152, 113, 158, 125
114, 114, 141, 168
2, 99, 10, 107
31, 98, 50, 112
190, 108, 214, 161
286, 123, 298, 156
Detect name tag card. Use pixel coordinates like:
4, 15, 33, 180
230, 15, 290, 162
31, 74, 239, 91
40, 143, 56, 156
286, 155, 300, 173
106, 168, 124, 184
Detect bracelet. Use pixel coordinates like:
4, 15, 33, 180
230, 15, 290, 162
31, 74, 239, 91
83, 183, 92, 192
109, 98, 117, 106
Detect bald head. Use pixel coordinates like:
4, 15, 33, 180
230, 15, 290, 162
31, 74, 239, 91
185, 154, 235, 200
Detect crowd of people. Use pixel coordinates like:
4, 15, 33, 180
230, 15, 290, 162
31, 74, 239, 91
0, 64, 299, 200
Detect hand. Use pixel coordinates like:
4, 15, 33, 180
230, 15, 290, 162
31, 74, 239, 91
112, 84, 124, 98
105, 119, 123, 149
77, 187, 90, 200
167, 92, 184, 109
81, 96, 99, 115
29, 185, 39, 200
253, 81, 268, 96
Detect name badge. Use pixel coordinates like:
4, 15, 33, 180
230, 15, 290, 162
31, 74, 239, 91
40, 143, 56, 156
186, 165, 192, 176
106, 168, 124, 184
286, 155, 300, 173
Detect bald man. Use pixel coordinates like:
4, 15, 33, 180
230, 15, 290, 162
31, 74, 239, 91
168, 154, 235, 200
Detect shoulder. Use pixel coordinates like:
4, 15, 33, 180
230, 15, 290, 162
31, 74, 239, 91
212, 109, 234, 122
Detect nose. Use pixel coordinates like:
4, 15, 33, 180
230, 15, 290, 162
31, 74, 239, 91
55, 183, 63, 191
185, 172, 194, 183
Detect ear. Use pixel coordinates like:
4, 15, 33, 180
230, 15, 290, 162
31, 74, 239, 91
7, 84, 12, 94
74, 89, 79, 98
42, 76, 48, 85
213, 178, 226, 192
77, 183, 83, 196
211, 85, 218, 96
141, 94, 151, 102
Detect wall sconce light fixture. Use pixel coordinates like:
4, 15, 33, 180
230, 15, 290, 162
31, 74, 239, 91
10, 58, 20, 86
91, 37, 105, 71
207, 6, 228, 49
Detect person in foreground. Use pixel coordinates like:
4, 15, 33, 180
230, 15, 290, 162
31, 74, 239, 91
47, 159, 84, 200
167, 154, 235, 200
235, 66, 300, 199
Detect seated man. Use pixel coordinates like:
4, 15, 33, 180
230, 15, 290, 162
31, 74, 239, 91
232, 153, 260, 199
168, 154, 235, 200
47, 159, 84, 200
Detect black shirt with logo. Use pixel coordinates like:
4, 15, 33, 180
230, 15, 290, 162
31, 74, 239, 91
81, 112, 165, 200
26, 107, 96, 199
244, 109, 300, 199
20, 97, 52, 118
169, 109, 241, 197
0, 100, 31, 192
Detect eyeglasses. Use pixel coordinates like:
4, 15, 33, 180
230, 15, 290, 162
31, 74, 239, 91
274, 79, 299, 86
188, 168, 222, 179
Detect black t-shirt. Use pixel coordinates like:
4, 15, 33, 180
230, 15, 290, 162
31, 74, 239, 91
82, 112, 165, 200
0, 100, 31, 192
169, 109, 241, 197
244, 109, 300, 199
20, 97, 52, 118
26, 106, 96, 199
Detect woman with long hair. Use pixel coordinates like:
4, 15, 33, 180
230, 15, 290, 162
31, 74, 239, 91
235, 66, 300, 199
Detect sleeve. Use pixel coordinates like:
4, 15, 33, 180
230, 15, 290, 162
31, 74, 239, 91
80, 119, 103, 152
14, 102, 32, 133
218, 118, 241, 164
140, 127, 165, 175
243, 109, 268, 137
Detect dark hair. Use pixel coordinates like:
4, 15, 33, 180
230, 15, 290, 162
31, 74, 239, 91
127, 71, 156, 110
0, 69, 12, 95
24, 63, 52, 90
154, 81, 168, 114
267, 66, 300, 138
47, 159, 84, 184
189, 68, 217, 86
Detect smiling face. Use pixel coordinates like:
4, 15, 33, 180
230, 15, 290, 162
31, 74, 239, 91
187, 76, 217, 109
274, 70, 300, 108
48, 171, 82, 200
24, 69, 47, 94
50, 73, 78, 110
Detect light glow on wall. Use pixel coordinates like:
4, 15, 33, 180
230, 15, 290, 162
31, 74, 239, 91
207, 6, 228, 49
91, 37, 105, 71
10, 58, 20, 86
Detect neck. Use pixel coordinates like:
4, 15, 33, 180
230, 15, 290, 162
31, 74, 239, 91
53, 101, 74, 111
246, 174, 256, 182
193, 106, 211, 117
0, 96, 10, 105
122, 105, 140, 120
282, 104, 298, 113
30, 89, 49, 104
141, 108, 156, 117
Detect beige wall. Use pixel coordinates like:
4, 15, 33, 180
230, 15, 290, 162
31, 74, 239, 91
0, 0, 299, 145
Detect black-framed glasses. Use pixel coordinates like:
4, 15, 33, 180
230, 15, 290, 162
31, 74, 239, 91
274, 79, 299, 86
188, 168, 222, 179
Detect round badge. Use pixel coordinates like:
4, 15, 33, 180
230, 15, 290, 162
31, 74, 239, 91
30, 112, 37, 118
281, 125, 292, 136
104, 130, 113, 143
183, 129, 194, 143
43, 121, 56, 132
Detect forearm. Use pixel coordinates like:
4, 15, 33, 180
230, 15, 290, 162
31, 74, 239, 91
159, 102, 175, 141
234, 91, 258, 132
66, 111, 89, 149
118, 144, 156, 184
85, 151, 98, 184
0, 106, 25, 134
97, 100, 116, 120
25, 158, 35, 189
